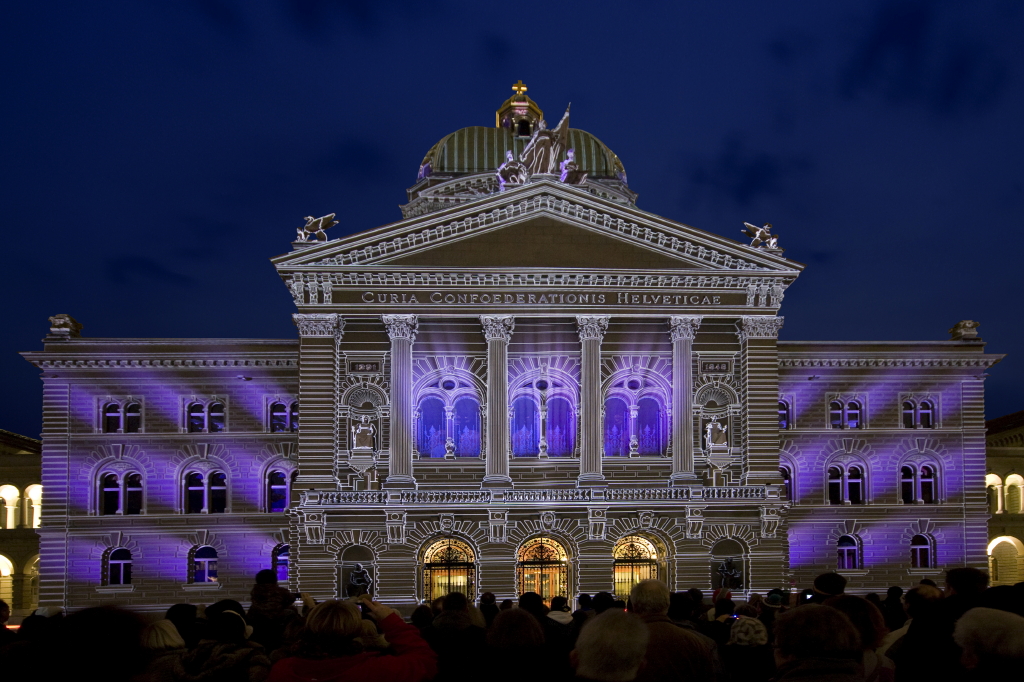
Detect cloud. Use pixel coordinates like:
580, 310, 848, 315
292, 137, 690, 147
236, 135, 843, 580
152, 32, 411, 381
840, 0, 1009, 114
686, 136, 811, 208
105, 257, 194, 286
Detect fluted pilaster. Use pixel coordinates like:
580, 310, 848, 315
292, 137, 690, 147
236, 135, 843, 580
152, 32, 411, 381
737, 316, 784, 483
293, 314, 345, 488
383, 315, 418, 489
481, 315, 514, 488
669, 316, 701, 484
577, 316, 609, 486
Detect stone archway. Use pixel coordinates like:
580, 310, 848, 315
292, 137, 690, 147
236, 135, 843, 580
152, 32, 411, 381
710, 538, 747, 592
988, 536, 1024, 586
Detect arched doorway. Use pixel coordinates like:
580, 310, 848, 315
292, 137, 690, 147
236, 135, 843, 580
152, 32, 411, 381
517, 537, 568, 604
988, 536, 1024, 586
612, 535, 660, 600
340, 545, 375, 598
710, 538, 747, 591
422, 538, 475, 602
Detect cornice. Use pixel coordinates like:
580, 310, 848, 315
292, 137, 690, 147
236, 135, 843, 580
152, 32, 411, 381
26, 357, 297, 369
779, 357, 1001, 369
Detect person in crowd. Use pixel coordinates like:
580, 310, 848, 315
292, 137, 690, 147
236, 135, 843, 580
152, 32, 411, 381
0, 608, 63, 677
699, 597, 735, 644
592, 591, 616, 614
430, 596, 445, 617
479, 592, 499, 628
943, 567, 989, 617
138, 620, 189, 682
519, 591, 572, 668
979, 584, 1024, 616
629, 579, 715, 682
687, 588, 711, 619
666, 592, 693, 623
919, 578, 937, 587
771, 604, 863, 682
50, 607, 146, 681
825, 594, 894, 682
247, 569, 304, 655
177, 609, 271, 681
734, 603, 759, 618
808, 572, 847, 604
499, 598, 514, 611
757, 590, 786, 642
487, 608, 554, 682
953, 607, 1024, 678
879, 584, 941, 656
355, 618, 388, 651
549, 596, 574, 626
269, 597, 436, 682
0, 599, 15, 648
612, 599, 627, 610
571, 609, 650, 682
570, 591, 615, 645
423, 591, 486, 682
410, 604, 435, 636
569, 593, 596, 646
721, 615, 775, 682
166, 604, 202, 649
881, 586, 908, 632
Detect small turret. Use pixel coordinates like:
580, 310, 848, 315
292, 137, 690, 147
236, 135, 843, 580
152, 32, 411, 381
495, 80, 543, 137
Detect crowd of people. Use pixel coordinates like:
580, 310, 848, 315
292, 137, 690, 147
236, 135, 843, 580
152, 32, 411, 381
1, 566, 1023, 681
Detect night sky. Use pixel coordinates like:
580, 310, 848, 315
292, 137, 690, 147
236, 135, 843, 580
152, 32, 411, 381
3, 1, 1022, 439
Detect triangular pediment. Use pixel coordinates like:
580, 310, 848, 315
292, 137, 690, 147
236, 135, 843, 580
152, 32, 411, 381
273, 180, 802, 275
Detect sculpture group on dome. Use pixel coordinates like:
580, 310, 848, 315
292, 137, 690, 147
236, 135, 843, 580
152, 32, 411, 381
520, 105, 571, 176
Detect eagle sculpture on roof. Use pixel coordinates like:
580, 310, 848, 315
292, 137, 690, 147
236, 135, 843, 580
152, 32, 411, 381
741, 222, 779, 249
297, 214, 339, 242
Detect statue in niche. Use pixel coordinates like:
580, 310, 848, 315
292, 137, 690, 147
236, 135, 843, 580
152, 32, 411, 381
717, 558, 742, 589
521, 106, 571, 175
559, 148, 588, 185
496, 150, 529, 188
347, 563, 373, 597
704, 417, 728, 451
741, 222, 779, 250
351, 416, 376, 452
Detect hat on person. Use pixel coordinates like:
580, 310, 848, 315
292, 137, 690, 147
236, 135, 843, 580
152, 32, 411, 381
727, 616, 769, 646
210, 610, 253, 642
764, 589, 785, 609
141, 620, 187, 650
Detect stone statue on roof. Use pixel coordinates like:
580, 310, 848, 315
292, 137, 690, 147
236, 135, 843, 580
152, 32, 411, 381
297, 214, 338, 242
521, 105, 571, 175
559, 148, 588, 185
496, 150, 529, 188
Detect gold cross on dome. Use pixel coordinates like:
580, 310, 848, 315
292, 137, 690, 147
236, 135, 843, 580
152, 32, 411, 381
512, 80, 527, 95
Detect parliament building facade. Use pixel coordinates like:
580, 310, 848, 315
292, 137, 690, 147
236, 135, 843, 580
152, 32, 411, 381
22, 88, 1003, 613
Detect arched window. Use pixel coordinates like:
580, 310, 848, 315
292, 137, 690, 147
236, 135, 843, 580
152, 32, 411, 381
517, 537, 568, 605
636, 398, 664, 456
453, 398, 481, 457
920, 466, 936, 504
516, 120, 531, 136
901, 466, 916, 504
911, 535, 933, 569
124, 402, 141, 433
0, 555, 12, 603
902, 464, 939, 504
919, 401, 934, 428
829, 401, 862, 429
184, 471, 227, 514
828, 464, 866, 505
546, 396, 576, 457
272, 544, 290, 582
270, 402, 290, 433
103, 401, 141, 433
837, 536, 860, 570
511, 396, 540, 457
0, 486, 20, 529
100, 473, 143, 515
612, 536, 659, 600
24, 485, 42, 528
105, 548, 132, 585
187, 402, 226, 433
779, 401, 791, 430
780, 465, 793, 501
1006, 483, 1022, 514
902, 402, 916, 429
191, 546, 218, 583
104, 402, 122, 433
267, 470, 295, 512
417, 397, 446, 458
603, 397, 629, 456
902, 400, 936, 429
422, 538, 475, 602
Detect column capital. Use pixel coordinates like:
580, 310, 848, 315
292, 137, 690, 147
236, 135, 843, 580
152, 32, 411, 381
576, 315, 610, 342
382, 314, 419, 341
737, 315, 784, 342
668, 316, 702, 341
480, 315, 515, 343
292, 313, 345, 338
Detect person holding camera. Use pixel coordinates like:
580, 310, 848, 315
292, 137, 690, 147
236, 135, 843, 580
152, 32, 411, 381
248, 569, 315, 655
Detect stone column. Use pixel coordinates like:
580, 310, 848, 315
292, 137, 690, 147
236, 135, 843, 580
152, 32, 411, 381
577, 316, 609, 486
669, 316, 702, 484
481, 316, 514, 488
996, 484, 1005, 514
737, 316, 784, 483
293, 314, 345, 489
383, 315, 418, 489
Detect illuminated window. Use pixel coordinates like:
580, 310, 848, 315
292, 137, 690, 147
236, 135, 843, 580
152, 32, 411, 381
267, 470, 295, 512
828, 466, 843, 505
636, 398, 665, 456
100, 473, 143, 515
453, 397, 482, 457
208, 403, 225, 432
919, 401, 934, 428
105, 548, 132, 585
828, 464, 866, 505
124, 403, 141, 433
103, 401, 141, 433
612, 536, 658, 600
511, 396, 540, 457
124, 473, 143, 514
191, 546, 218, 583
101, 474, 121, 515
911, 534, 933, 568
846, 402, 861, 429
780, 465, 793, 501
829, 401, 844, 429
184, 471, 227, 514
829, 400, 862, 429
517, 537, 568, 605
417, 397, 446, 458
901, 464, 938, 504
187, 403, 206, 433
779, 401, 791, 430
902, 399, 935, 428
603, 397, 629, 456
902, 402, 916, 429
269, 401, 299, 433
837, 536, 860, 570
187, 402, 226, 433
422, 538, 475, 602
847, 466, 863, 504
273, 544, 290, 582
104, 403, 122, 433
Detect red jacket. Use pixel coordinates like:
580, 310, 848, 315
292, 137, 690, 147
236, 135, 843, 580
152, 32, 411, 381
268, 613, 437, 682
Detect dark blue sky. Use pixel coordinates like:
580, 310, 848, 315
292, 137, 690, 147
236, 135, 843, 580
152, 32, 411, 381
3, 1, 1022, 438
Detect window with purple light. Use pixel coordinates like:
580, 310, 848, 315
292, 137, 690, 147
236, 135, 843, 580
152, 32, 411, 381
103, 403, 122, 433
187, 403, 205, 433
902, 402, 916, 429
124, 473, 143, 514
780, 465, 793, 501
268, 470, 289, 512
289, 402, 299, 431
191, 546, 218, 583
270, 402, 289, 433
453, 397, 481, 457
417, 397, 446, 458
828, 467, 843, 505
185, 473, 205, 513
208, 403, 225, 432
636, 397, 664, 456
106, 548, 132, 585
919, 401, 934, 428
603, 397, 629, 456
829, 401, 843, 429
273, 544, 290, 582
837, 536, 859, 570
778, 401, 791, 430
124, 402, 141, 433
511, 396, 539, 457
845, 402, 861, 429
901, 466, 916, 504
911, 534, 932, 568
847, 466, 864, 504
101, 474, 121, 515
546, 396, 575, 457
209, 471, 227, 513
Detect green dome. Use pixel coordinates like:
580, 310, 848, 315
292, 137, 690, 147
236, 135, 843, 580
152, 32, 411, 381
419, 126, 626, 180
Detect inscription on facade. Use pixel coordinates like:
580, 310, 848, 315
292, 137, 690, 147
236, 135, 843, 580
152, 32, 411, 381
348, 361, 382, 374
700, 360, 733, 374
355, 291, 732, 306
